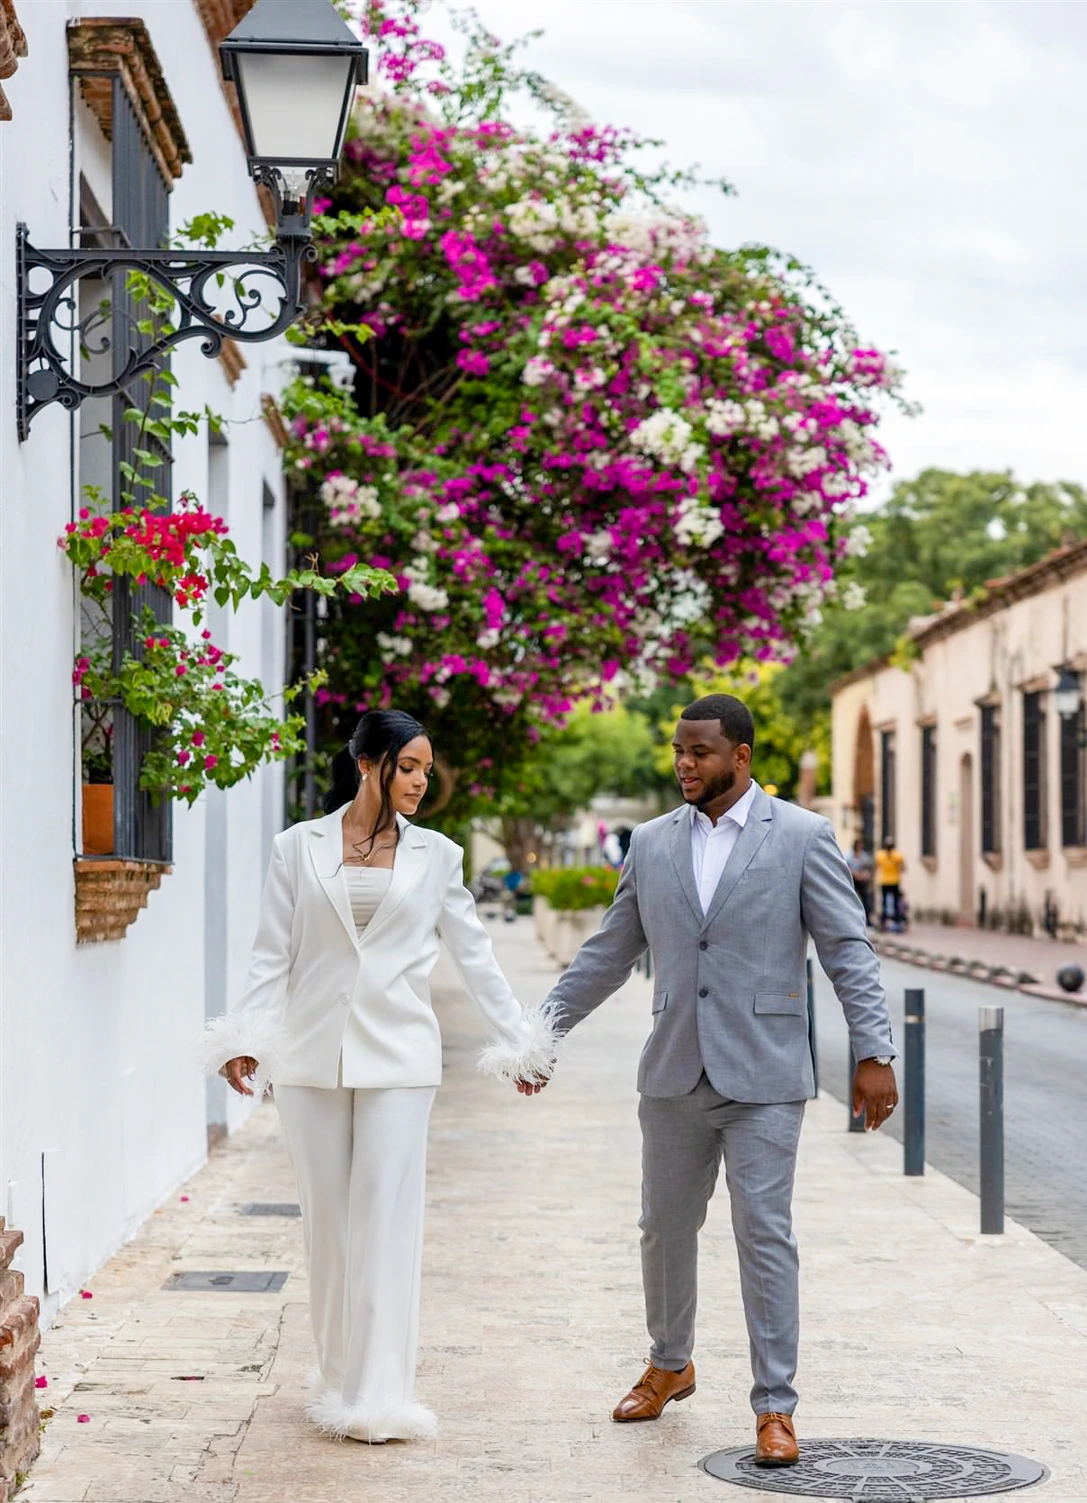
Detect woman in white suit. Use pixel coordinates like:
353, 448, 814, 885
201, 710, 555, 1444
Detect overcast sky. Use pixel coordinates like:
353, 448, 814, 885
438, 0, 1087, 499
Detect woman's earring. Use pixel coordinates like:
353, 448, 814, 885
361, 774, 368, 783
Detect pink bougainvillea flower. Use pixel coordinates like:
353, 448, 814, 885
79, 1290, 92, 1300
180, 1195, 190, 1203
35, 1375, 48, 1389
76, 1414, 90, 1424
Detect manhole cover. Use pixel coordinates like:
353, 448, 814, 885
700, 1440, 1048, 1500
162, 1271, 288, 1292
238, 1202, 301, 1217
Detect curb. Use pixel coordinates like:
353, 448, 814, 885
871, 934, 1087, 1008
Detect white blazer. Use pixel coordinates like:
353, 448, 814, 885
200, 805, 556, 1092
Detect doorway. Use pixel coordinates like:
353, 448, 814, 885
959, 754, 975, 923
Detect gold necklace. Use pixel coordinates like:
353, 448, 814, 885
344, 823, 398, 866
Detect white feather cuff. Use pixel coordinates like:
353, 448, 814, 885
477, 1002, 562, 1084
198, 1012, 287, 1095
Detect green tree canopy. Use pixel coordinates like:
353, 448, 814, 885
780, 469, 1087, 724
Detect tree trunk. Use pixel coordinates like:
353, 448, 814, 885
500, 815, 538, 873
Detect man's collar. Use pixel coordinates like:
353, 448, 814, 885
689, 780, 758, 831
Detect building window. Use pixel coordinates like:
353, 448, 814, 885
1022, 691, 1047, 852
880, 729, 896, 844
980, 705, 1001, 855
1060, 674, 1086, 847
71, 22, 188, 863
921, 725, 937, 857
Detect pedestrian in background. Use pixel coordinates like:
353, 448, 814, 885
875, 837, 907, 931
846, 838, 874, 924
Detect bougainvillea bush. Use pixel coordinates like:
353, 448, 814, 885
284, 0, 906, 815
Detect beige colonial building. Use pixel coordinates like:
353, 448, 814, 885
831, 541, 1087, 938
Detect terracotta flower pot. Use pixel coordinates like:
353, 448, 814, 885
82, 783, 114, 855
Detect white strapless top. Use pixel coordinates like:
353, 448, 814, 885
342, 865, 392, 935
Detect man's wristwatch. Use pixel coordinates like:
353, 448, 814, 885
871, 1055, 893, 1067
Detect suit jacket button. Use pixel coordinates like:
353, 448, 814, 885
699, 940, 708, 951
339, 992, 349, 1005
698, 987, 709, 998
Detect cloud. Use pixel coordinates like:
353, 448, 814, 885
439, 0, 1087, 489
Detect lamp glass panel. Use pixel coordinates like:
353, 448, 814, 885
1055, 686, 1081, 718
237, 52, 355, 162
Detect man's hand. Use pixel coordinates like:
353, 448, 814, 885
853, 1059, 898, 1130
224, 1056, 258, 1097
514, 1075, 549, 1097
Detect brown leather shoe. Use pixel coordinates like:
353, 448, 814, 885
754, 1411, 799, 1466
612, 1360, 695, 1422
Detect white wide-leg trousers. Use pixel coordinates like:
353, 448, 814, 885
274, 1081, 438, 1443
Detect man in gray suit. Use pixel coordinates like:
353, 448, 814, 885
529, 694, 897, 1466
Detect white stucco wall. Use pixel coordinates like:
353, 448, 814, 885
0, 0, 291, 1321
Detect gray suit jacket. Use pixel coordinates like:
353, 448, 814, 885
546, 786, 894, 1102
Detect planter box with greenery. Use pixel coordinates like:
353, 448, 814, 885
530, 866, 620, 966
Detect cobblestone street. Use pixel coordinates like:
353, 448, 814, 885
21, 918, 1087, 1503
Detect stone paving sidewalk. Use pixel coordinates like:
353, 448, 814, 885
20, 917, 1087, 1503
874, 921, 1087, 1004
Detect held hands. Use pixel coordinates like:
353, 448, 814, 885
514, 1074, 549, 1097
224, 1056, 259, 1097
853, 1058, 898, 1130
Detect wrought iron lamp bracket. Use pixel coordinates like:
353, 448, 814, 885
16, 166, 331, 440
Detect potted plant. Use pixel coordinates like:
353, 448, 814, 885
80, 730, 113, 855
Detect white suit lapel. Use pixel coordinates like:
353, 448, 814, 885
306, 805, 358, 949
359, 816, 429, 948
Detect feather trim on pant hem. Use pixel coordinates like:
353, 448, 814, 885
198, 1013, 288, 1096
477, 1000, 562, 1084
305, 1391, 438, 1443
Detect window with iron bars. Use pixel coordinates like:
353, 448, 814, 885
1022, 691, 1047, 852
1060, 674, 1086, 848
78, 76, 173, 863
980, 704, 1001, 855
879, 729, 896, 845
920, 724, 937, 858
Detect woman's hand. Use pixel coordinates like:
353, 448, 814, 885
224, 1056, 259, 1097
514, 1074, 549, 1097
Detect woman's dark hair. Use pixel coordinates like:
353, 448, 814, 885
323, 711, 431, 842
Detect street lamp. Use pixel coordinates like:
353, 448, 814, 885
16, 0, 367, 438
220, 0, 367, 234
1054, 664, 1083, 721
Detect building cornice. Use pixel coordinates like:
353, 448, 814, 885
910, 540, 1087, 652
828, 654, 892, 698
68, 17, 192, 184
0, 0, 28, 122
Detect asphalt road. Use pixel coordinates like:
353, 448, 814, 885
811, 954, 1087, 1270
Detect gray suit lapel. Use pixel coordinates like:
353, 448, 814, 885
667, 809, 704, 926
700, 786, 773, 931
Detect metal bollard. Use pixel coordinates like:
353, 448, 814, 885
903, 987, 925, 1176
979, 1005, 1005, 1234
848, 1045, 866, 1132
806, 957, 819, 1096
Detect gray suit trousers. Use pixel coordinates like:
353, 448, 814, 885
639, 1077, 804, 1415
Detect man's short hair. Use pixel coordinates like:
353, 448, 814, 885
680, 694, 755, 753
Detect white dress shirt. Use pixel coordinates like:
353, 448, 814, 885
690, 781, 758, 914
